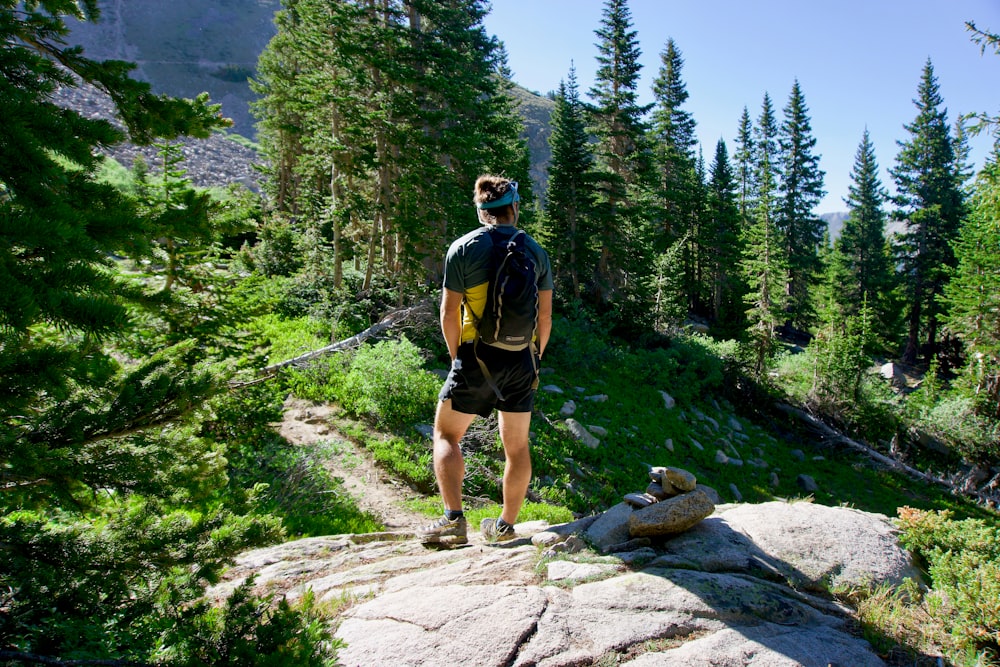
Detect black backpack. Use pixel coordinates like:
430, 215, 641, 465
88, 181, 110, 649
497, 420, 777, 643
475, 228, 539, 352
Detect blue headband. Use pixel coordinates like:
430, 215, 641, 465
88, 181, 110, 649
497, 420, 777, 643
476, 181, 520, 209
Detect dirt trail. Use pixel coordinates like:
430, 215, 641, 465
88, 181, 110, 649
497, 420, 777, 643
278, 398, 427, 531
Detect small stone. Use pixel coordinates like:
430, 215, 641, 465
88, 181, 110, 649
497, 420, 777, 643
541, 384, 564, 393
587, 425, 608, 437
659, 391, 676, 409
531, 531, 563, 547
662, 467, 697, 492
559, 400, 577, 416
715, 450, 729, 464
728, 416, 743, 431
790, 449, 806, 461
769, 472, 780, 488
646, 481, 671, 500
566, 419, 600, 448
696, 483, 721, 504
729, 483, 743, 502
664, 438, 674, 452
690, 438, 704, 451
797, 474, 819, 493
727, 458, 744, 467
624, 492, 658, 509
584, 394, 608, 402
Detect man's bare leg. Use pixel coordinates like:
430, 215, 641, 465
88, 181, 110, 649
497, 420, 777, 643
433, 399, 476, 512
497, 410, 532, 525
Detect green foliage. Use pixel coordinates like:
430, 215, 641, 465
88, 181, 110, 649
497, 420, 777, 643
347, 429, 436, 494
809, 300, 872, 414
943, 153, 1000, 419
338, 338, 439, 430
155, 585, 339, 667
0, 499, 283, 660
249, 314, 329, 365
898, 507, 1000, 658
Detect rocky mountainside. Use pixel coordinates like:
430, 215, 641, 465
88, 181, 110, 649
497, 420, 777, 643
210, 399, 930, 667
65, 0, 556, 196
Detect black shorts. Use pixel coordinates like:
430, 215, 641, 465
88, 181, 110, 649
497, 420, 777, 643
439, 342, 539, 417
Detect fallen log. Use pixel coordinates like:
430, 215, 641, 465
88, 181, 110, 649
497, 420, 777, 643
775, 402, 997, 508
229, 305, 423, 388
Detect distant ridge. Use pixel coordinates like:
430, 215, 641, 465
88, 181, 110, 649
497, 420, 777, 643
820, 211, 849, 240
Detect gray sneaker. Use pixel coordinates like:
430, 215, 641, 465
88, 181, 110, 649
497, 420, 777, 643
418, 515, 468, 546
480, 517, 517, 543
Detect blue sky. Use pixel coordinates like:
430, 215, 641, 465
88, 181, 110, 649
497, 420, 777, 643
482, 0, 1000, 214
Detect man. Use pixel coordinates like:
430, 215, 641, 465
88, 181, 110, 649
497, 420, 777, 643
419, 175, 553, 545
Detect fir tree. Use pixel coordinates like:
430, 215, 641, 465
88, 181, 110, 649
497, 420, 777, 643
587, 0, 656, 328
834, 129, 898, 348
734, 107, 755, 222
650, 37, 705, 315
543, 65, 597, 305
890, 59, 966, 363
741, 93, 785, 376
777, 80, 826, 329
705, 139, 745, 337
0, 2, 299, 660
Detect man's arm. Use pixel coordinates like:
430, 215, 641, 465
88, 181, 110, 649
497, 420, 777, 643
536, 289, 553, 359
440, 287, 465, 361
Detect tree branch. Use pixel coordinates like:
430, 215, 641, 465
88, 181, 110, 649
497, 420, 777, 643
774, 402, 997, 507
236, 305, 422, 384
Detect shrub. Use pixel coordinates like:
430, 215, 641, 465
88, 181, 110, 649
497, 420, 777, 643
897, 507, 1000, 658
340, 337, 439, 430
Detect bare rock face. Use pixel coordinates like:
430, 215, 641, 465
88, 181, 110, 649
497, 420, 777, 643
628, 489, 716, 537
212, 499, 917, 667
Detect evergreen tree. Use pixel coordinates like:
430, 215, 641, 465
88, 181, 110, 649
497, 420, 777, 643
942, 148, 1000, 418
587, 0, 656, 329
543, 65, 597, 305
741, 93, 785, 376
834, 129, 898, 347
890, 59, 966, 363
705, 139, 745, 337
0, 2, 310, 661
650, 37, 706, 315
777, 80, 826, 329
251, 0, 529, 294
734, 106, 755, 222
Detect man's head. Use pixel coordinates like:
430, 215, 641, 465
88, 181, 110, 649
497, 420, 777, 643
474, 175, 519, 226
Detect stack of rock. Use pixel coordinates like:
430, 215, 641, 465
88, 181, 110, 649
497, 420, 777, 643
623, 466, 716, 537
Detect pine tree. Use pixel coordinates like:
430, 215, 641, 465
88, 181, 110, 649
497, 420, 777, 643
777, 80, 826, 329
890, 59, 967, 364
587, 0, 656, 327
942, 148, 1000, 418
741, 93, 785, 376
543, 65, 597, 305
251, 0, 529, 294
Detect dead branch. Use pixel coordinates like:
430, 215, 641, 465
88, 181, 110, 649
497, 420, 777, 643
230, 305, 425, 388
775, 402, 997, 507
